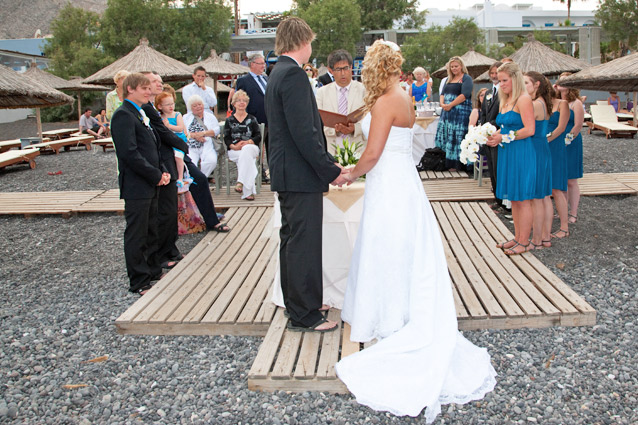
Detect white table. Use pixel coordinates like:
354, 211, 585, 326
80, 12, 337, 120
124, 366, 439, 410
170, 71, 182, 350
412, 116, 439, 165
271, 183, 366, 310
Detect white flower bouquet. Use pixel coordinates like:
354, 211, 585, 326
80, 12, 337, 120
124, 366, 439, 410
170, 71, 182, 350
565, 133, 574, 146
460, 123, 497, 164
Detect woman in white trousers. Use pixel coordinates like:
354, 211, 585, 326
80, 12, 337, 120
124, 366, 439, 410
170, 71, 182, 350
183, 95, 220, 177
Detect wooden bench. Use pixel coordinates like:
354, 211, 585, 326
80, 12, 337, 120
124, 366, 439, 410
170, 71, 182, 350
91, 137, 114, 152
0, 148, 40, 170
24, 135, 94, 154
41, 128, 81, 140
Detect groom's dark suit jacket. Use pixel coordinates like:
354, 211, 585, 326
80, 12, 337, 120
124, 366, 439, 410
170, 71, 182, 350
265, 55, 340, 192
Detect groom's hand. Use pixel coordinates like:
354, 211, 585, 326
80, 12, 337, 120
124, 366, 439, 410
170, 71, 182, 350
331, 171, 349, 187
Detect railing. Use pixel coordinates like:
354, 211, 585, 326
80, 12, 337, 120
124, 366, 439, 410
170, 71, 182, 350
239, 28, 277, 35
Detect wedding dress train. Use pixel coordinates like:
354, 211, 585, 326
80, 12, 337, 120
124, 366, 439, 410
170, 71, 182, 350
335, 113, 497, 422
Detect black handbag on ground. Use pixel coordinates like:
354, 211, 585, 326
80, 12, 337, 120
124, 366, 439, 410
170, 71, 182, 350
417, 147, 447, 172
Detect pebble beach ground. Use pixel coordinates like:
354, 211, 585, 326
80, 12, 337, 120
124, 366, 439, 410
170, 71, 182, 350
0, 118, 637, 424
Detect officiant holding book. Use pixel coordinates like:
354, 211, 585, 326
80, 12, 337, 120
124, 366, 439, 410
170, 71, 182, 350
316, 49, 366, 155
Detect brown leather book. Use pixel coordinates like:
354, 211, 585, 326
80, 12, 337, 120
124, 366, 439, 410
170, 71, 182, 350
318, 106, 366, 128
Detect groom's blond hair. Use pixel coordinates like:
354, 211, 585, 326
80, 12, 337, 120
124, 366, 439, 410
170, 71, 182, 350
275, 17, 315, 56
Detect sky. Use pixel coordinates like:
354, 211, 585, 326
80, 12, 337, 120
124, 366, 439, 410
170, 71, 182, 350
237, 0, 600, 15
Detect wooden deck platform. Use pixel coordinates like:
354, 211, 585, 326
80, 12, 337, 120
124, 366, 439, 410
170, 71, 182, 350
115, 207, 279, 336
0, 172, 635, 217
247, 201, 596, 393
419, 170, 468, 180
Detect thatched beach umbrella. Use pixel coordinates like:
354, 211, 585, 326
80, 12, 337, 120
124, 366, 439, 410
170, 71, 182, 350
474, 36, 589, 83
24, 66, 109, 120
189, 49, 249, 96
83, 38, 193, 85
432, 50, 496, 79
0, 64, 74, 139
557, 51, 638, 122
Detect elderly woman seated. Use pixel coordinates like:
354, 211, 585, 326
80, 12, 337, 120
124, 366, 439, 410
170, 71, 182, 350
183, 95, 220, 178
223, 90, 261, 201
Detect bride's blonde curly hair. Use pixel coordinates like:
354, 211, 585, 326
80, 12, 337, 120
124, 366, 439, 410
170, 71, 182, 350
362, 40, 404, 111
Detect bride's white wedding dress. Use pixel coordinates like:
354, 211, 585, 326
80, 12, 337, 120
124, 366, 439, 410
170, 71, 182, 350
335, 113, 497, 422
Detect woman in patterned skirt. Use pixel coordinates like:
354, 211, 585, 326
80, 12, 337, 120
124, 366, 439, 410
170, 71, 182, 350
434, 56, 473, 171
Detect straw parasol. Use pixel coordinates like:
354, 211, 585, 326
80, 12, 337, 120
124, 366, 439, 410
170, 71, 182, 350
474, 35, 590, 83
0, 63, 74, 139
24, 66, 109, 120
432, 50, 497, 79
189, 49, 250, 97
557, 51, 638, 122
83, 38, 193, 85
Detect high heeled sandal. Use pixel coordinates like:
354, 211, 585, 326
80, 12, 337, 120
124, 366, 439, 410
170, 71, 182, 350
503, 241, 530, 256
551, 228, 569, 239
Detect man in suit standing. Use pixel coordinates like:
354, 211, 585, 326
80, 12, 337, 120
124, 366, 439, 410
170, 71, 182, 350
231, 54, 270, 182
316, 49, 366, 155
480, 61, 503, 207
266, 17, 348, 332
111, 73, 171, 294
317, 64, 334, 86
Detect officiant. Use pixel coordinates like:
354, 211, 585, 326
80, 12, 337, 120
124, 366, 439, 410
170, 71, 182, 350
316, 49, 366, 155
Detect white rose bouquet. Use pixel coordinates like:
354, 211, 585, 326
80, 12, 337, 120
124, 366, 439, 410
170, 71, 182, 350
460, 123, 498, 164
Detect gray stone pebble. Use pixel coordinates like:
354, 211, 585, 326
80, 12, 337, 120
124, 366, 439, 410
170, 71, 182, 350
0, 129, 637, 424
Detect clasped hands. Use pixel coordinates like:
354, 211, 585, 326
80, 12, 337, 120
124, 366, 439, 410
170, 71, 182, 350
331, 164, 356, 187
157, 172, 171, 186
486, 132, 502, 147
334, 122, 355, 136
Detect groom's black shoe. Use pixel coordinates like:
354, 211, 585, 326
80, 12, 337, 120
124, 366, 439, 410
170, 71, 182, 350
286, 317, 338, 333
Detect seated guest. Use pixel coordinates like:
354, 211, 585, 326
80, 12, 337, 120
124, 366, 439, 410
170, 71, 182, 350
183, 95, 220, 178
106, 70, 130, 121
96, 108, 110, 136
111, 72, 171, 294
79, 108, 106, 138
469, 88, 487, 127
224, 90, 261, 201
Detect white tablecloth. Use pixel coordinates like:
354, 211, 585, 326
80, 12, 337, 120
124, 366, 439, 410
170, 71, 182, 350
271, 183, 365, 310
412, 117, 439, 165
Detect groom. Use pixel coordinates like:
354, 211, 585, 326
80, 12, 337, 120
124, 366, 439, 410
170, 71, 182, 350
266, 17, 348, 332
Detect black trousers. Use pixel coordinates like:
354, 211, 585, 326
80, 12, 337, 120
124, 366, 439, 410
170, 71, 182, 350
156, 182, 180, 264
278, 191, 324, 327
186, 159, 220, 229
123, 194, 162, 292
484, 145, 501, 204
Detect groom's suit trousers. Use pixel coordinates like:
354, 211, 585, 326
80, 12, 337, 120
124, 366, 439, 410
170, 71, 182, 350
278, 191, 325, 327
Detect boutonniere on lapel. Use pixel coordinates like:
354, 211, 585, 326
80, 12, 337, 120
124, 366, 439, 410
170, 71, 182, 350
486, 93, 493, 102
139, 110, 151, 129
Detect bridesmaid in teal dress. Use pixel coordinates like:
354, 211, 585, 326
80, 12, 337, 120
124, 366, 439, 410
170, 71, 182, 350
546, 90, 571, 241
556, 74, 584, 225
486, 62, 536, 255
524, 72, 553, 250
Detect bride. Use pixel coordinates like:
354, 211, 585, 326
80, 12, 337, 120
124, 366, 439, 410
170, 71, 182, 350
336, 40, 497, 422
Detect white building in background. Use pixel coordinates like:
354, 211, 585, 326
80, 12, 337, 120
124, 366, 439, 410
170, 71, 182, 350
426, 1, 596, 29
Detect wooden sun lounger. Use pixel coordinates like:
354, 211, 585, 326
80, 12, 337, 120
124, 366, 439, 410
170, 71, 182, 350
0, 148, 40, 170
41, 128, 81, 140
24, 135, 94, 154
91, 137, 114, 152
588, 105, 638, 139
0, 139, 22, 153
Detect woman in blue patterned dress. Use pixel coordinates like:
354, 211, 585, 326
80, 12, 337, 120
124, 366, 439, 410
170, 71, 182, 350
546, 88, 570, 241
434, 57, 473, 171
486, 62, 536, 255
556, 73, 584, 225
524, 72, 553, 250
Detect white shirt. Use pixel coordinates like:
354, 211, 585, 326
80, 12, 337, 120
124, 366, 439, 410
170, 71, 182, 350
439, 77, 448, 98
182, 82, 218, 112
250, 71, 267, 95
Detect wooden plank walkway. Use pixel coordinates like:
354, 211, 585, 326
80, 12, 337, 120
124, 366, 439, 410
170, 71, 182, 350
115, 207, 279, 336
247, 201, 596, 393
419, 170, 468, 180
0, 172, 636, 217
